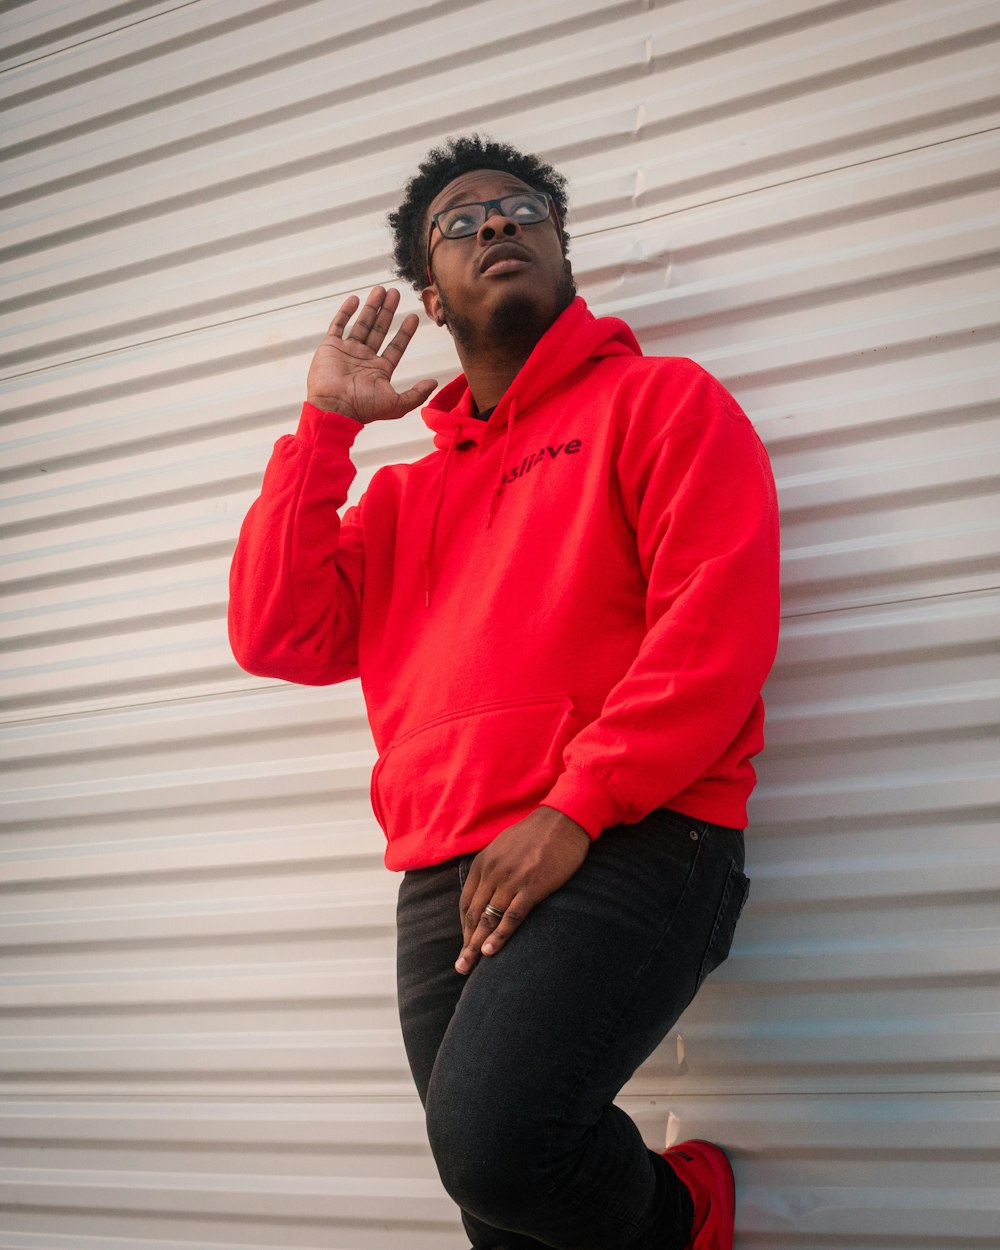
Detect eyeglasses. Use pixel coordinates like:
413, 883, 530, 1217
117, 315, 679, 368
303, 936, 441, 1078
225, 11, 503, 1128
426, 190, 552, 278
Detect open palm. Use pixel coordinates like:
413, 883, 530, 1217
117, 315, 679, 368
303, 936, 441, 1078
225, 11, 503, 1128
307, 286, 438, 424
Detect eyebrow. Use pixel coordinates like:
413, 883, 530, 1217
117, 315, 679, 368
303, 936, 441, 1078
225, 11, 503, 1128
437, 184, 529, 211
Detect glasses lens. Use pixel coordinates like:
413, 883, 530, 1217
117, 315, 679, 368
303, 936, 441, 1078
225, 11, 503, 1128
437, 204, 484, 239
438, 191, 550, 238
499, 191, 550, 225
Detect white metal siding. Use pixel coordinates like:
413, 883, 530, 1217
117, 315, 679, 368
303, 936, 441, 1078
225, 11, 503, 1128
2, 1, 998, 1246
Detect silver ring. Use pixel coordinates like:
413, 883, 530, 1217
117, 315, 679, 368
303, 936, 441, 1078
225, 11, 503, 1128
482, 903, 505, 922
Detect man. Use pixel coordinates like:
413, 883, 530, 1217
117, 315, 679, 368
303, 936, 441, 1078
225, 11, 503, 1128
229, 134, 780, 1250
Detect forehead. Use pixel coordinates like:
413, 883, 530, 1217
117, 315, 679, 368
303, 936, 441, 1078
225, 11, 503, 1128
428, 168, 534, 217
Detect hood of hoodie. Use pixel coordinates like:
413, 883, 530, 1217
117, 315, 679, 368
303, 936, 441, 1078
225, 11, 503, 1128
421, 296, 642, 449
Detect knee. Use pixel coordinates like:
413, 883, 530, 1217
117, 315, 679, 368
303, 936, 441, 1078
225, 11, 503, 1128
424, 1080, 551, 1225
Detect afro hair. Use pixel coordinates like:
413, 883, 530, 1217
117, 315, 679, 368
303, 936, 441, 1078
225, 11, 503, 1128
388, 134, 570, 291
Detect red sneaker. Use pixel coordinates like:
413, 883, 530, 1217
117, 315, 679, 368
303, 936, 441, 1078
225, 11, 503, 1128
661, 1140, 735, 1250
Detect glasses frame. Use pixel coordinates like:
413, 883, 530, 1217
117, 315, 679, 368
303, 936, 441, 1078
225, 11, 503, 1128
425, 189, 552, 283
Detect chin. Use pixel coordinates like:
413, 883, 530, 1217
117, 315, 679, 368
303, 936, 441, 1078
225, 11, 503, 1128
490, 291, 543, 336
438, 268, 576, 355
491, 277, 576, 344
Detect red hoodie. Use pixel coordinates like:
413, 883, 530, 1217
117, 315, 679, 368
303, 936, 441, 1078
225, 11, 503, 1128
229, 297, 780, 870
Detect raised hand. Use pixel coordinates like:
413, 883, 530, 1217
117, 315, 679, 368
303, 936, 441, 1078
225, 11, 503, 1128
306, 286, 438, 424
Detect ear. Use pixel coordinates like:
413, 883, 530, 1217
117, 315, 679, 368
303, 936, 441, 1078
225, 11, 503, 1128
421, 284, 446, 327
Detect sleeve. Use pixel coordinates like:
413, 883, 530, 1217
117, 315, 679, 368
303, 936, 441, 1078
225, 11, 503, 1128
539, 362, 781, 835
228, 402, 368, 685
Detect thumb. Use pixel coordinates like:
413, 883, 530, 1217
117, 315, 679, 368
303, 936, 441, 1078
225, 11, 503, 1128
397, 378, 438, 413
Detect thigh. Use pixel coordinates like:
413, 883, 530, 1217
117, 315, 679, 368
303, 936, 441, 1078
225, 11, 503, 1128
395, 857, 467, 1105
428, 810, 748, 1131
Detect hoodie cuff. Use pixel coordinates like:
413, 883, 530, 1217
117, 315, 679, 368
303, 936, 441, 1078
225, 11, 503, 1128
296, 402, 365, 455
539, 768, 625, 840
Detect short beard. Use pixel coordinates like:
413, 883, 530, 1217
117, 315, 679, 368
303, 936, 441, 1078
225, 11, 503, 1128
437, 262, 577, 359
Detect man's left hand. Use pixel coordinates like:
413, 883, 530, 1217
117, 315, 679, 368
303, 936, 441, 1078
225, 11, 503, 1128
456, 807, 591, 974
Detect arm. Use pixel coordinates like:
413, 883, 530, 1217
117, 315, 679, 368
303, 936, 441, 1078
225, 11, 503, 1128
228, 406, 367, 684
455, 362, 779, 973
541, 362, 781, 833
228, 287, 437, 685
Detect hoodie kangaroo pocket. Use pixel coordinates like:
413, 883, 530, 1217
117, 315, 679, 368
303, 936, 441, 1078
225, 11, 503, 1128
371, 695, 581, 864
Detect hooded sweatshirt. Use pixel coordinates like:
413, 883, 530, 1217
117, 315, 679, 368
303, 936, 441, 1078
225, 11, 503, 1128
229, 297, 780, 870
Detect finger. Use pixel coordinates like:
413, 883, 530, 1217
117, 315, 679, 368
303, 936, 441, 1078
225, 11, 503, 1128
347, 286, 395, 342
464, 882, 502, 940
480, 894, 530, 957
327, 295, 361, 340
460, 873, 496, 948
365, 289, 401, 353
460, 888, 484, 946
458, 859, 483, 939
380, 312, 421, 370
456, 896, 512, 974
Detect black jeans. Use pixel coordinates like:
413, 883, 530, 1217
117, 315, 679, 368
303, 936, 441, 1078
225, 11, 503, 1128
396, 807, 750, 1250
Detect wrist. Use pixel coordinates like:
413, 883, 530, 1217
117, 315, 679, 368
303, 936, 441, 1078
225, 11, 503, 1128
297, 402, 366, 452
306, 395, 364, 424
538, 805, 590, 846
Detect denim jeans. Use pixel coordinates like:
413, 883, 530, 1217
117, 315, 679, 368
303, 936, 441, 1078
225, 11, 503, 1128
395, 806, 750, 1250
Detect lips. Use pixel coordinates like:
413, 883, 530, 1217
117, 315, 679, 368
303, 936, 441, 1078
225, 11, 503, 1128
479, 242, 531, 274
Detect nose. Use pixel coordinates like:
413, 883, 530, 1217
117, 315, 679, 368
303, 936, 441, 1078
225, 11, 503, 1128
477, 207, 520, 244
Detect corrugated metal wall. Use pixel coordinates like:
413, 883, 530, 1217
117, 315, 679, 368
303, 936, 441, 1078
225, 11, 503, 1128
2, 0, 998, 1245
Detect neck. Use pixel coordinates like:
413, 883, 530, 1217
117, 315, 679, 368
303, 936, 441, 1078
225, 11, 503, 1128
456, 342, 533, 412
434, 283, 574, 410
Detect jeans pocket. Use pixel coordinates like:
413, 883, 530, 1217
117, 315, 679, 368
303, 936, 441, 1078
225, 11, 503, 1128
695, 859, 750, 990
